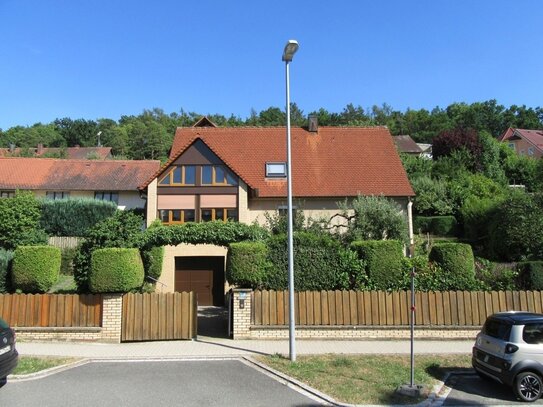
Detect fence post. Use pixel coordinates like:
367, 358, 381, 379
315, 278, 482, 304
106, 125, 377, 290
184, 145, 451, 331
232, 289, 253, 339
101, 293, 123, 343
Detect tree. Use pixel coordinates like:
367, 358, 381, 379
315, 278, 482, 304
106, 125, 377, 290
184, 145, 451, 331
432, 128, 482, 170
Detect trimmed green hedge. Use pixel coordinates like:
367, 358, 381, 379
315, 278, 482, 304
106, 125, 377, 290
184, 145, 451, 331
40, 198, 118, 237
517, 261, 543, 290
350, 240, 404, 290
414, 216, 458, 236
265, 232, 363, 291
89, 248, 144, 293
226, 242, 271, 288
12, 246, 61, 293
429, 243, 476, 290
0, 249, 14, 293
141, 246, 165, 281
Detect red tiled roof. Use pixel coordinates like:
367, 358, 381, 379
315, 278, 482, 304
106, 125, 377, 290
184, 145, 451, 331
500, 128, 543, 151
141, 126, 414, 197
0, 146, 113, 159
0, 158, 160, 191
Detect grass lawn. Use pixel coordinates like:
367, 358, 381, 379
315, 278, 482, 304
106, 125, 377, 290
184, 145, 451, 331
258, 353, 472, 405
48, 274, 77, 294
12, 356, 80, 375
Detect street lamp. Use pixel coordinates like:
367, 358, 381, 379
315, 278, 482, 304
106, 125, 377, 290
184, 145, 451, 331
282, 39, 299, 362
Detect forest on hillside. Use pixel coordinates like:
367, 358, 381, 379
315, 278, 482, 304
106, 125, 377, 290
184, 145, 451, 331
1, 99, 542, 161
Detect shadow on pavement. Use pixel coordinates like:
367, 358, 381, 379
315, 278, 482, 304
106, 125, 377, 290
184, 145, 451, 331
197, 306, 229, 339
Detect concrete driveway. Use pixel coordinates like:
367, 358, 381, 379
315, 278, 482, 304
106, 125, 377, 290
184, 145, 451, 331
0, 359, 325, 407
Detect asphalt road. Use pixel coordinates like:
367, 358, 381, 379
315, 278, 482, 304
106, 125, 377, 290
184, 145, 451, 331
444, 373, 543, 406
0, 360, 323, 407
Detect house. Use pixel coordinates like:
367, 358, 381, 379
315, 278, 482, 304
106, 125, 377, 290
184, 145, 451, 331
499, 128, 543, 158
0, 145, 113, 160
393, 135, 432, 158
139, 119, 415, 305
0, 157, 159, 209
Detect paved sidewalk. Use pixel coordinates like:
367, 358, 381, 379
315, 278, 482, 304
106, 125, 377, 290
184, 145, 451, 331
17, 337, 474, 359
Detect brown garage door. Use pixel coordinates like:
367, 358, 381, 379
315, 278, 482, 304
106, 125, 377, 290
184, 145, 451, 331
175, 269, 213, 306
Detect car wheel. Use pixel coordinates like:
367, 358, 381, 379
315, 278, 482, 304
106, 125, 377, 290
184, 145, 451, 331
515, 371, 543, 402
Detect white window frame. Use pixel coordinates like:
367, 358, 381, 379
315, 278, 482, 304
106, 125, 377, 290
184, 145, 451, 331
266, 162, 287, 178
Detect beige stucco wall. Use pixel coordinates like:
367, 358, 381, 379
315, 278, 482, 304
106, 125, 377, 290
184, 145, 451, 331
146, 179, 158, 226
157, 243, 228, 293
507, 139, 542, 158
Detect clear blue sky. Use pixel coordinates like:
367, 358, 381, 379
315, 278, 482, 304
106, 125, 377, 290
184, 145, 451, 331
1, 0, 542, 130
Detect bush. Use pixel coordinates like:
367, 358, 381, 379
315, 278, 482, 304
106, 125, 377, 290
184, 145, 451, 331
265, 232, 363, 291
411, 176, 454, 216
89, 248, 144, 293
429, 243, 476, 290
459, 197, 498, 244
12, 246, 61, 293
414, 216, 457, 236
0, 249, 14, 293
517, 261, 543, 290
141, 246, 164, 281
475, 258, 518, 291
350, 240, 404, 290
0, 191, 48, 250
226, 242, 271, 288
40, 199, 117, 237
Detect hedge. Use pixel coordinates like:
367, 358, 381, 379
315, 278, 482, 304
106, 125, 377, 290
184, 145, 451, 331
0, 249, 14, 293
40, 198, 118, 237
429, 243, 476, 290
226, 242, 271, 288
265, 232, 362, 291
414, 216, 458, 236
517, 261, 543, 290
141, 246, 165, 281
12, 246, 61, 293
350, 240, 404, 290
89, 248, 144, 293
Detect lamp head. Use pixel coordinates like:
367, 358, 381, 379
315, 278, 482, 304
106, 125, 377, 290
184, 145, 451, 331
282, 40, 299, 62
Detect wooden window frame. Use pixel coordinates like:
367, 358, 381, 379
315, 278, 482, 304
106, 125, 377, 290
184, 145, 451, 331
159, 209, 195, 225
200, 208, 238, 222
158, 166, 196, 186
201, 165, 237, 186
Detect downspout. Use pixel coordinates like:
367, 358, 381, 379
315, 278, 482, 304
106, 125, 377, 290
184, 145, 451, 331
407, 197, 414, 255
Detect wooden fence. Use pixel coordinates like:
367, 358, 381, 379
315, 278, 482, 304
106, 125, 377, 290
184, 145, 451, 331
121, 292, 197, 341
0, 294, 102, 327
252, 290, 543, 327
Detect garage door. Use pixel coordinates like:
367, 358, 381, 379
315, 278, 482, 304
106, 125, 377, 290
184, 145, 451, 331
175, 270, 213, 306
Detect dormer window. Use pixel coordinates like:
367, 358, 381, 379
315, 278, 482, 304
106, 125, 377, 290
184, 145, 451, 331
266, 162, 287, 178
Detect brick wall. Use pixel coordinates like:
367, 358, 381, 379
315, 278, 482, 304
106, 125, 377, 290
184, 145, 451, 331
232, 289, 252, 339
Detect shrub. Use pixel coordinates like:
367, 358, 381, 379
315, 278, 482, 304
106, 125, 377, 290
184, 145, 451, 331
350, 240, 404, 290
226, 242, 271, 288
89, 248, 144, 293
411, 177, 454, 216
517, 261, 543, 290
12, 246, 61, 293
475, 258, 518, 291
0, 191, 48, 250
141, 246, 164, 281
265, 232, 363, 291
414, 216, 457, 236
459, 197, 499, 244
0, 249, 14, 293
429, 243, 476, 290
40, 198, 117, 237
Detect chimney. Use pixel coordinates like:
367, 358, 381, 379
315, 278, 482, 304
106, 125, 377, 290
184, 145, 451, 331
308, 115, 318, 132
9, 143, 15, 153
37, 143, 44, 155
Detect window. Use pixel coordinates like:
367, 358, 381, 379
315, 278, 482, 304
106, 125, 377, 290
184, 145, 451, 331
523, 324, 543, 344
482, 319, 511, 341
201, 165, 237, 186
520, 150, 525, 155
159, 166, 196, 186
159, 209, 195, 224
528, 147, 535, 156
200, 208, 238, 222
46, 191, 70, 200
266, 162, 287, 178
95, 191, 119, 204
0, 191, 15, 198
508, 142, 515, 150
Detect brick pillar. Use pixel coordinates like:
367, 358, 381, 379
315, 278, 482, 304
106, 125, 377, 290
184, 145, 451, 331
101, 294, 123, 343
232, 289, 252, 339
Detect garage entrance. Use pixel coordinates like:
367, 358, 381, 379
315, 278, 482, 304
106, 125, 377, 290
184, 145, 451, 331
174, 256, 225, 306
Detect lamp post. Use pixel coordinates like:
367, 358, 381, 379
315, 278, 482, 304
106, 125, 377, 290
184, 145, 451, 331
282, 39, 299, 362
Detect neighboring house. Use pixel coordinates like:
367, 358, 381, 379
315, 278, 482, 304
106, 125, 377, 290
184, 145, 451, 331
0, 145, 113, 160
499, 128, 543, 158
393, 135, 423, 155
139, 119, 415, 305
417, 143, 432, 159
0, 157, 159, 209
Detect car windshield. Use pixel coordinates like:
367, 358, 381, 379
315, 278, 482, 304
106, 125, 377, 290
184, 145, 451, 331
482, 319, 511, 340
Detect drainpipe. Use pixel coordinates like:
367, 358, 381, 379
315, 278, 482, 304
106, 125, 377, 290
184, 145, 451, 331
407, 198, 414, 254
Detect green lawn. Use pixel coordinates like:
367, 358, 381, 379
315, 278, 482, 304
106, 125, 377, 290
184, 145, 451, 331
48, 274, 77, 294
257, 353, 472, 405
12, 356, 80, 375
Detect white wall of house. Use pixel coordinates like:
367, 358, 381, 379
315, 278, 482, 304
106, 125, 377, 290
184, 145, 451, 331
29, 190, 145, 210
